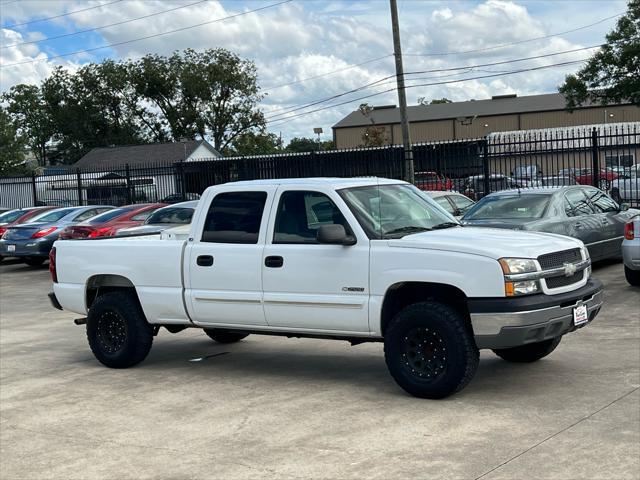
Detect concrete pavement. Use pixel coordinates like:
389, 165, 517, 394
0, 259, 638, 479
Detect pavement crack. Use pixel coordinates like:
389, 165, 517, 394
474, 386, 640, 480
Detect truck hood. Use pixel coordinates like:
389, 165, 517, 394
388, 226, 582, 259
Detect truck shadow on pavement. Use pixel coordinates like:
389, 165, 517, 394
82, 335, 576, 399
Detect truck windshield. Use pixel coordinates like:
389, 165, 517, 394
339, 184, 458, 239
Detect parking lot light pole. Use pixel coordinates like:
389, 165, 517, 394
390, 0, 414, 184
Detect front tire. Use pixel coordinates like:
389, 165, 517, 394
384, 302, 479, 399
493, 337, 561, 363
625, 266, 640, 286
204, 329, 249, 343
87, 291, 153, 368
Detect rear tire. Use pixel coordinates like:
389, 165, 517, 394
24, 257, 45, 267
493, 337, 561, 363
384, 302, 479, 399
87, 291, 153, 368
625, 266, 640, 286
204, 329, 249, 344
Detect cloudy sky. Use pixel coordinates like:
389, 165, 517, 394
0, 0, 627, 142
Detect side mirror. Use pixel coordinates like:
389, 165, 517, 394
453, 208, 462, 217
317, 224, 356, 246
620, 203, 630, 212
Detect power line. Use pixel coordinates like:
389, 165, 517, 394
264, 45, 601, 122
1, 0, 292, 68
403, 12, 623, 57
3, 0, 124, 29
2, 0, 208, 49
265, 58, 588, 126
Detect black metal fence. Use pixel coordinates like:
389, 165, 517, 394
1, 123, 638, 209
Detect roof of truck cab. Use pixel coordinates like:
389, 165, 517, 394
224, 177, 406, 188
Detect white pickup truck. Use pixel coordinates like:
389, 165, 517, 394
49, 178, 603, 398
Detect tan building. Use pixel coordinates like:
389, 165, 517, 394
332, 93, 640, 149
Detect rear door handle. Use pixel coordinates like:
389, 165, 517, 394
265, 256, 284, 268
197, 255, 214, 267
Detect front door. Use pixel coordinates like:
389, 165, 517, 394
185, 188, 274, 327
262, 189, 370, 333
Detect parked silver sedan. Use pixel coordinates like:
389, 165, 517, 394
461, 186, 640, 262
424, 191, 475, 219
622, 216, 640, 286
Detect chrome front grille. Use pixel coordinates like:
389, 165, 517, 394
545, 271, 585, 289
538, 248, 582, 270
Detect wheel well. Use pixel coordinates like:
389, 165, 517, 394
85, 274, 138, 310
380, 282, 470, 335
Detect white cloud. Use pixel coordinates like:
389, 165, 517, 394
0, 0, 622, 142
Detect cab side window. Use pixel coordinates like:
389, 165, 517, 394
564, 189, 594, 217
274, 191, 352, 244
202, 191, 267, 244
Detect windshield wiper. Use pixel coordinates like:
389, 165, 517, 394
384, 225, 431, 237
431, 222, 460, 230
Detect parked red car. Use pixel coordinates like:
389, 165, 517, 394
575, 168, 619, 190
415, 171, 454, 191
59, 203, 166, 239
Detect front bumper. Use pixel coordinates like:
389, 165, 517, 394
470, 279, 603, 349
0, 239, 53, 258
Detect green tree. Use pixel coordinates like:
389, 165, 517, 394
430, 97, 453, 104
0, 106, 27, 175
2, 84, 53, 166
42, 64, 147, 163
560, 1, 640, 109
286, 137, 322, 152
226, 130, 281, 156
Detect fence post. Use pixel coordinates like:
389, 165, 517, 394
482, 140, 490, 196
125, 164, 132, 204
31, 172, 38, 206
591, 128, 600, 188
76, 168, 83, 206
178, 161, 187, 201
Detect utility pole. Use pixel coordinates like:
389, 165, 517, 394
390, 0, 414, 184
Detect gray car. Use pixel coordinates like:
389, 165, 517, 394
0, 205, 113, 266
461, 186, 640, 262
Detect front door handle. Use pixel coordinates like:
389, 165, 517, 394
265, 256, 284, 268
197, 255, 214, 267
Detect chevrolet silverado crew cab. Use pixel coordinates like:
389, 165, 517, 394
49, 178, 603, 399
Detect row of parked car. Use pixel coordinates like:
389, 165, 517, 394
415, 164, 640, 206
421, 183, 639, 286
0, 201, 199, 266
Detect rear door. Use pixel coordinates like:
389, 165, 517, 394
583, 187, 625, 258
261, 188, 370, 333
185, 187, 275, 327
562, 188, 602, 259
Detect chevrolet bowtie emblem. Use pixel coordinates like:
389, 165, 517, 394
563, 262, 577, 277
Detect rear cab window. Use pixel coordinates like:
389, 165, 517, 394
201, 191, 268, 244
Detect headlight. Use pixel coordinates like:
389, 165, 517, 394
498, 258, 538, 274
499, 258, 539, 296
